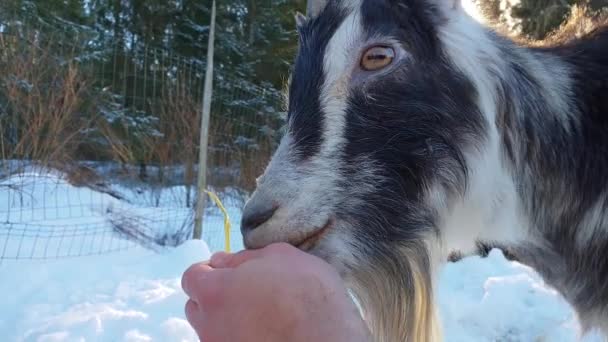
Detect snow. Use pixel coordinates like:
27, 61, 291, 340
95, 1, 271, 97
438, 250, 604, 342
0, 170, 242, 260
1, 171, 606, 341
0, 240, 207, 342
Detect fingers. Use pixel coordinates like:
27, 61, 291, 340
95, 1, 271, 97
210, 248, 266, 268
185, 298, 200, 324
182, 262, 213, 299
182, 262, 232, 306
209, 251, 230, 266
185, 299, 207, 341
210, 242, 298, 268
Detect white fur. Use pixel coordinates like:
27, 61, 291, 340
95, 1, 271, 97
577, 194, 608, 247
320, 3, 362, 157
244, 2, 608, 340
431, 6, 530, 255
438, 7, 504, 122
525, 52, 574, 125
244, 3, 378, 251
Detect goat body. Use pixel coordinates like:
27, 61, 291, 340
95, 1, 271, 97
240, 0, 608, 340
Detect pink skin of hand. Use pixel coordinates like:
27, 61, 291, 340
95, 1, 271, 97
181, 242, 370, 342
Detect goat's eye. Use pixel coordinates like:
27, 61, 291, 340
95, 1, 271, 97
360, 46, 395, 71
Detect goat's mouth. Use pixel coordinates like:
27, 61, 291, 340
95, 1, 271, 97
294, 219, 334, 251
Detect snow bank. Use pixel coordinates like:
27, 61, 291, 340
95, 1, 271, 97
1, 170, 605, 341
0, 240, 210, 342
0, 171, 242, 260
438, 249, 604, 341
3, 243, 604, 341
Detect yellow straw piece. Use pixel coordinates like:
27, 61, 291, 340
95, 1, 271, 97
204, 191, 231, 252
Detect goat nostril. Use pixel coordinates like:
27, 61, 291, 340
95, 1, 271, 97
241, 205, 278, 232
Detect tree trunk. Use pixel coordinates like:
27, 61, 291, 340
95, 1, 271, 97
112, 0, 123, 43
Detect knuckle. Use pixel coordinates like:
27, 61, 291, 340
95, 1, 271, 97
210, 251, 229, 266
182, 263, 212, 295
181, 266, 197, 294
184, 299, 199, 322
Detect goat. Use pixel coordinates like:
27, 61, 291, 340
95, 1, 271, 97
239, 0, 608, 340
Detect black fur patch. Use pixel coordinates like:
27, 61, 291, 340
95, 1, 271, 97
287, 0, 608, 330
288, 1, 346, 159
532, 27, 608, 317
494, 26, 608, 318
338, 0, 485, 247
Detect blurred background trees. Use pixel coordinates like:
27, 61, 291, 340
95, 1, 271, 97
475, 0, 607, 39
0, 0, 606, 192
1, 0, 606, 114
0, 0, 306, 191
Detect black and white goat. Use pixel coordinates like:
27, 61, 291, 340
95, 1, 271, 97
239, 0, 608, 340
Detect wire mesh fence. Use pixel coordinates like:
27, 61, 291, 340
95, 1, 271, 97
0, 11, 284, 263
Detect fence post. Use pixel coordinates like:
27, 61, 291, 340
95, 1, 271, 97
193, 0, 216, 240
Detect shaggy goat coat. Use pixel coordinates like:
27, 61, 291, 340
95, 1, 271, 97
240, 0, 608, 340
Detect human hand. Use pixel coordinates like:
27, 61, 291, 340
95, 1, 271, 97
181, 243, 370, 342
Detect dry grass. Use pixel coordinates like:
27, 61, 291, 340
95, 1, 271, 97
542, 4, 608, 44
0, 31, 94, 169
207, 115, 277, 192
237, 134, 275, 191
476, 1, 607, 45
0, 27, 281, 198
152, 73, 201, 205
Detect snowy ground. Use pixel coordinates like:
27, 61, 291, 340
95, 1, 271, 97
0, 240, 207, 342
1, 171, 605, 341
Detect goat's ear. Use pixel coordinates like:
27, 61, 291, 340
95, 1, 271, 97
307, 0, 329, 17
426, 0, 463, 22
444, 0, 462, 11
295, 11, 307, 30
428, 0, 461, 12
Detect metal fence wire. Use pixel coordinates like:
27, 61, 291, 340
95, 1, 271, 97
0, 12, 285, 263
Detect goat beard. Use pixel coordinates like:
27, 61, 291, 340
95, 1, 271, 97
347, 243, 442, 342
